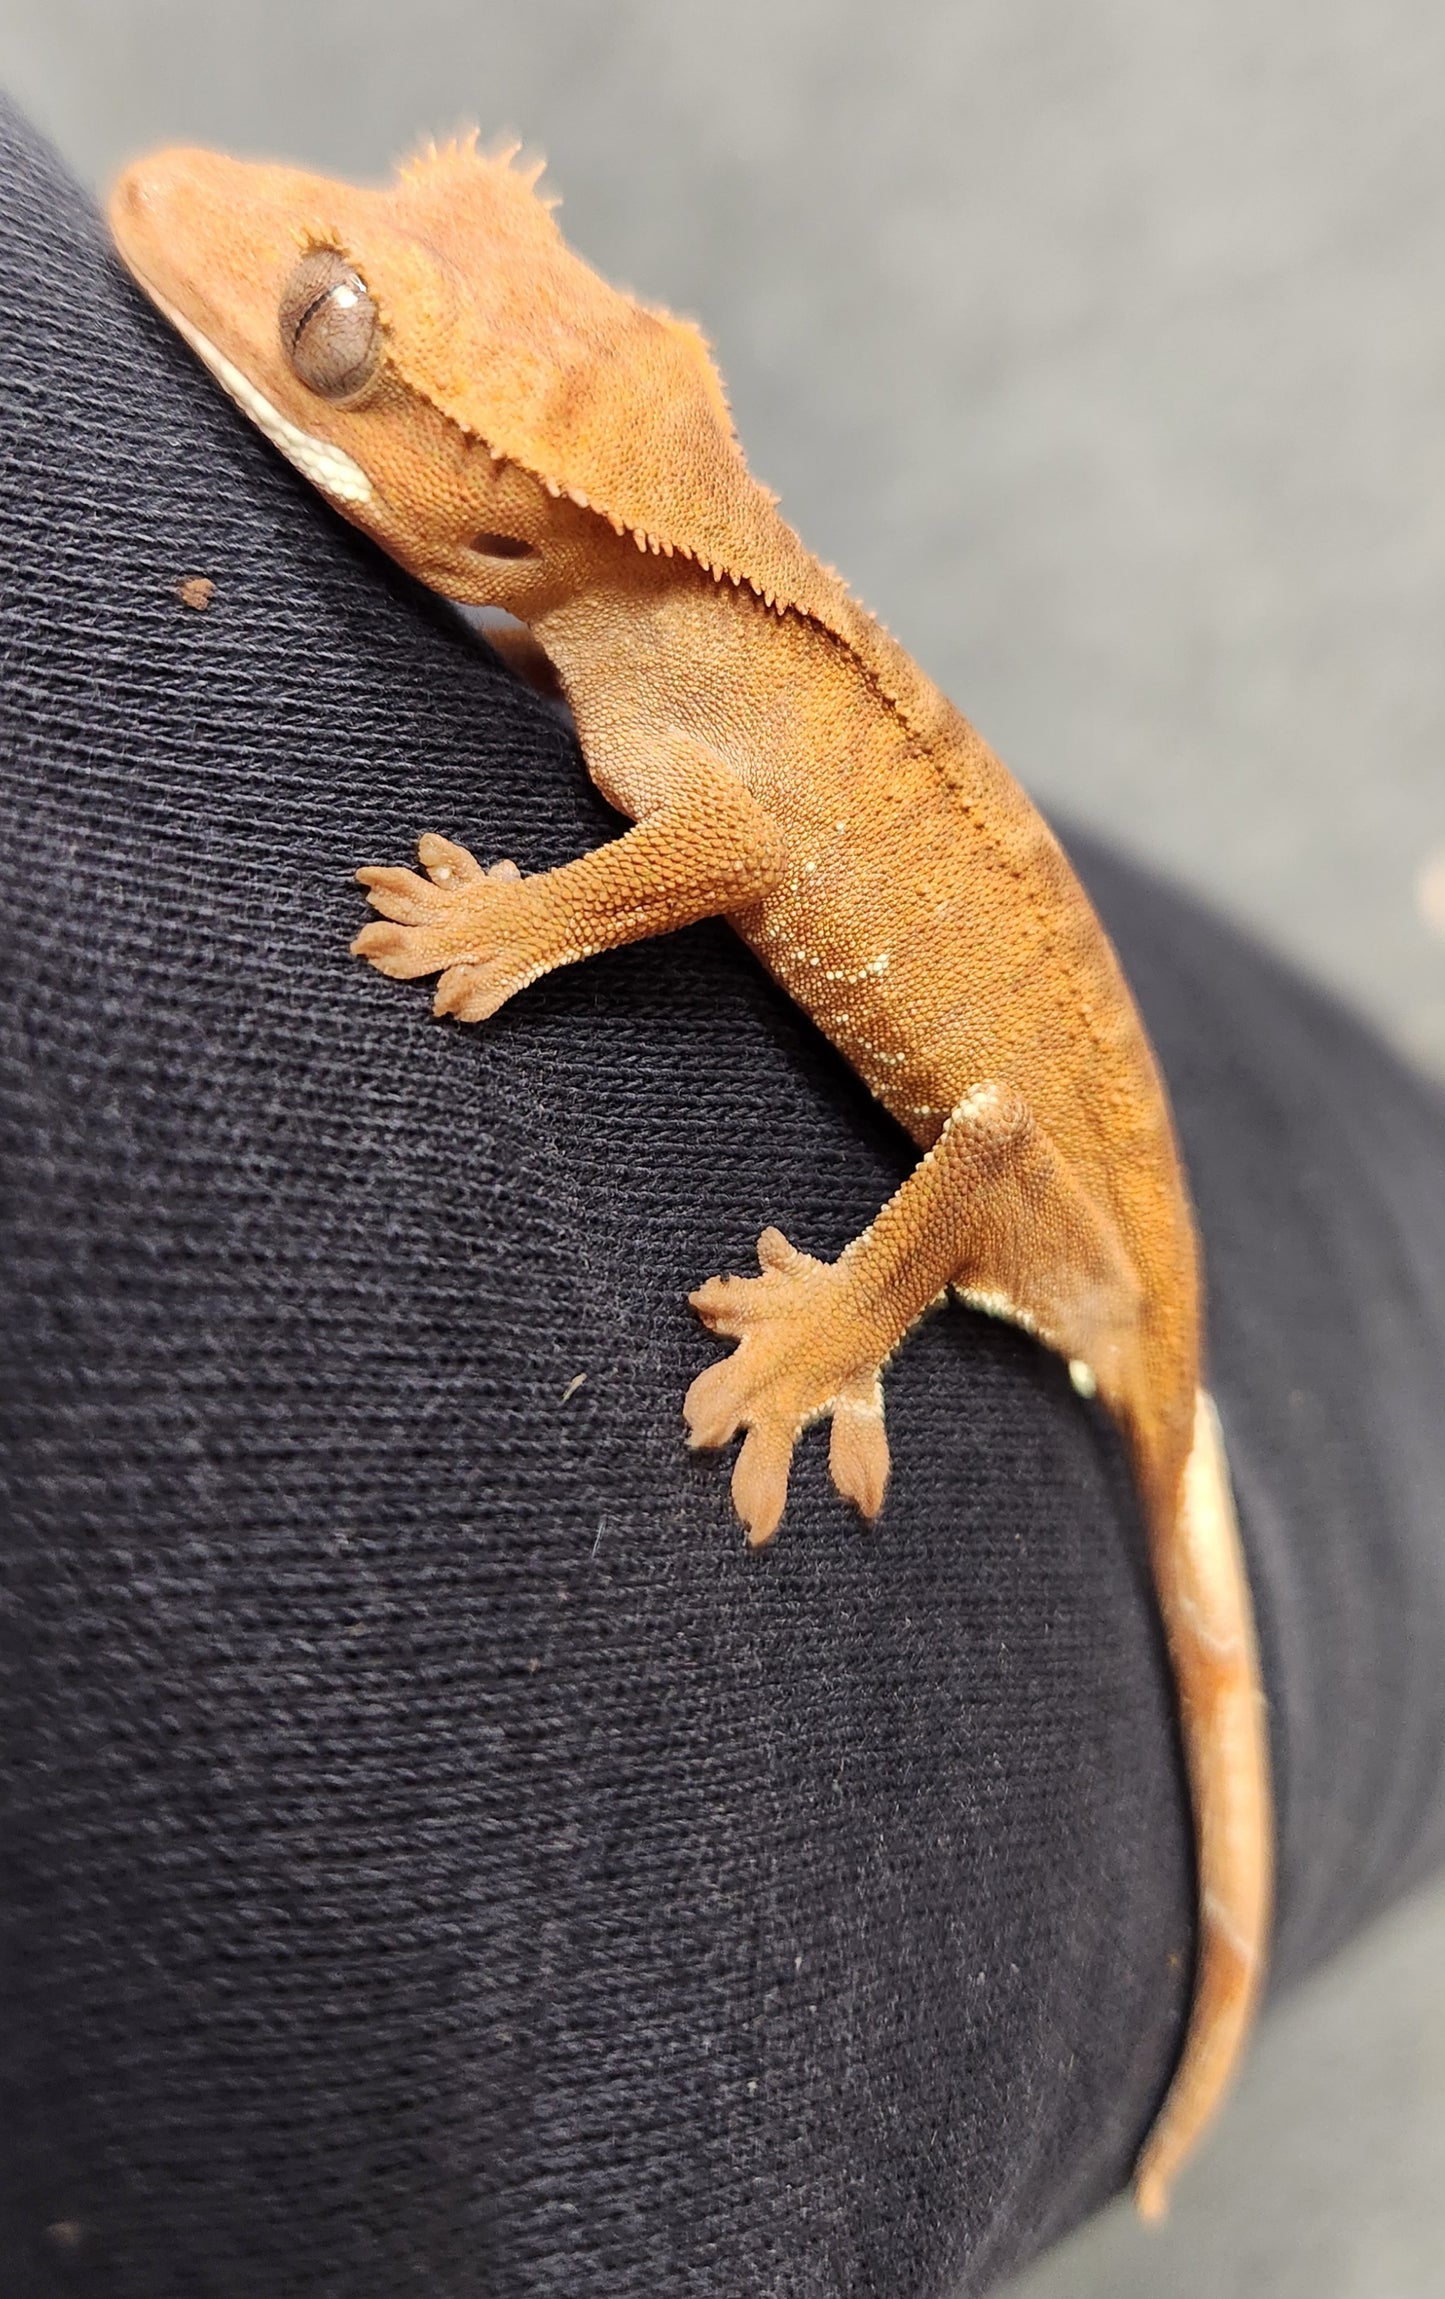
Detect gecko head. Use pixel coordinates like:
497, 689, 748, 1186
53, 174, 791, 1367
108, 135, 767, 612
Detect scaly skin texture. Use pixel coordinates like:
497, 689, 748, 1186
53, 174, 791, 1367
108, 136, 1273, 2217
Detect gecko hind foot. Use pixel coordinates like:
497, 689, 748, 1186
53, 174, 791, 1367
352, 834, 537, 1019
684, 1226, 891, 1545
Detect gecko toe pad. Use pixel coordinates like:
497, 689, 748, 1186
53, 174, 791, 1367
684, 1227, 892, 1543
352, 835, 536, 1014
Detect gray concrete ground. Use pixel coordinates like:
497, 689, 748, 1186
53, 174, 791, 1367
2, 3, 1442, 2289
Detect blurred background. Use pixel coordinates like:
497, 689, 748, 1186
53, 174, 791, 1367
2, 3, 1442, 2291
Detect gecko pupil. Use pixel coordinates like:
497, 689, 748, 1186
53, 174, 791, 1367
280, 249, 381, 402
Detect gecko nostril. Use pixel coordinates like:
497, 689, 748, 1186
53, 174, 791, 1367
109, 161, 189, 242
113, 169, 155, 218
116, 154, 189, 212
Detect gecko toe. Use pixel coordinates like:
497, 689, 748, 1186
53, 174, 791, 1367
434, 961, 520, 1022
732, 1419, 797, 1546
356, 865, 439, 924
828, 1375, 890, 1519
682, 1356, 745, 1448
756, 1225, 800, 1271
687, 1272, 761, 1335
352, 919, 442, 977
417, 832, 487, 885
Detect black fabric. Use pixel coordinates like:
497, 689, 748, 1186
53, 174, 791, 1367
1, 96, 1443, 2299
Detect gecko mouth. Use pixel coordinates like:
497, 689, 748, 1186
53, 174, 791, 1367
140, 281, 377, 510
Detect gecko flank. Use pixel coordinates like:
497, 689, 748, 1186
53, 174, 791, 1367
109, 132, 1272, 2217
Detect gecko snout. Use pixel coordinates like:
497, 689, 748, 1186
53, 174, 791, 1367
110, 150, 193, 232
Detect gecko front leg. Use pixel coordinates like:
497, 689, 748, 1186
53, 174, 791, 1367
353, 741, 788, 1020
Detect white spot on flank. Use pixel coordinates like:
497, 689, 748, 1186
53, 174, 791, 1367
146, 289, 376, 508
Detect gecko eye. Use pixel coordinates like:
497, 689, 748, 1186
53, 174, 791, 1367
280, 249, 382, 402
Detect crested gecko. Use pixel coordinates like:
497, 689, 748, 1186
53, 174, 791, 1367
109, 134, 1272, 2219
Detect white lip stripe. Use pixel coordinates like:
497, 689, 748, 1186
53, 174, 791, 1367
148, 287, 376, 509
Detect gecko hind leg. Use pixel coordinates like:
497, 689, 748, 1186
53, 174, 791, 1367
684, 1081, 1146, 1544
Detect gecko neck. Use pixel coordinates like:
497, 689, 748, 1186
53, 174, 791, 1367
531, 556, 760, 711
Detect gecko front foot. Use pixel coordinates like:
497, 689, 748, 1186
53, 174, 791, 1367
353, 834, 541, 1021
684, 1227, 891, 1545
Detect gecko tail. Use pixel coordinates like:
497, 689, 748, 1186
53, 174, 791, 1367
1133, 1388, 1274, 2221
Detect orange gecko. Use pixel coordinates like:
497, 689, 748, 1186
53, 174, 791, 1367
109, 135, 1272, 2216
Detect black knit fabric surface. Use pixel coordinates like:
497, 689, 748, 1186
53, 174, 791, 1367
2, 97, 1444, 2299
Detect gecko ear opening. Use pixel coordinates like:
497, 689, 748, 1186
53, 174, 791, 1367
472, 532, 540, 560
